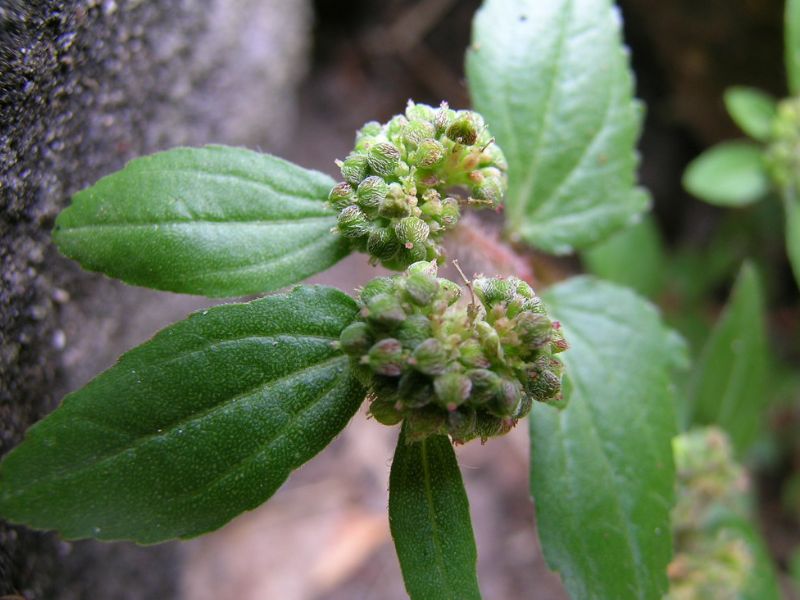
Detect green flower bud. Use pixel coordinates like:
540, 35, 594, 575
434, 371, 472, 411
440, 197, 460, 228
459, 339, 490, 369
448, 406, 477, 442
395, 216, 430, 249
466, 368, 502, 404
369, 398, 403, 425
367, 338, 405, 376
328, 182, 356, 211
514, 311, 553, 350
357, 176, 389, 212
433, 102, 453, 136
337, 205, 371, 238
379, 183, 409, 218
386, 115, 410, 141
367, 227, 401, 262
397, 370, 434, 408
446, 113, 479, 145
438, 278, 462, 305
365, 293, 406, 328
524, 363, 562, 402
474, 277, 516, 306
405, 100, 436, 123
368, 142, 401, 176
405, 406, 446, 442
404, 271, 439, 306
404, 120, 436, 147
407, 260, 438, 277
339, 322, 373, 355
476, 320, 503, 361
396, 314, 432, 349
412, 139, 445, 168
487, 377, 523, 418
359, 276, 395, 304
411, 338, 448, 376
356, 120, 382, 145
471, 169, 506, 207
399, 240, 429, 264
340, 152, 369, 185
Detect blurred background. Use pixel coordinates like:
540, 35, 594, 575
1, 0, 798, 598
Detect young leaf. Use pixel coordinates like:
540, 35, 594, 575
787, 0, 800, 94
724, 87, 778, 142
582, 214, 666, 297
53, 146, 350, 297
785, 186, 800, 288
683, 142, 770, 206
0, 286, 365, 544
687, 263, 768, 454
532, 278, 677, 600
389, 426, 482, 600
466, 0, 647, 254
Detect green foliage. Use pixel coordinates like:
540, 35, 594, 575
686, 263, 768, 455
0, 286, 365, 543
531, 277, 677, 600
787, 0, 800, 94
682, 142, 770, 207
787, 186, 800, 286
54, 146, 350, 297
582, 215, 666, 297
466, 0, 647, 254
724, 87, 778, 142
389, 426, 481, 600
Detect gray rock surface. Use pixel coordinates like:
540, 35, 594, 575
0, 0, 310, 597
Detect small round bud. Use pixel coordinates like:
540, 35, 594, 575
337, 205, 371, 238
368, 338, 405, 376
438, 278, 462, 305
404, 271, 440, 306
357, 176, 389, 213
459, 339, 490, 369
411, 338, 448, 376
356, 120, 382, 145
434, 371, 472, 410
368, 142, 401, 176
379, 184, 410, 218
340, 152, 369, 185
487, 377, 523, 418
514, 311, 553, 350
413, 139, 445, 168
339, 322, 373, 355
396, 314, 432, 349
405, 406, 446, 441
404, 120, 436, 147
466, 368, 502, 404
399, 240, 429, 264
440, 197, 460, 228
433, 102, 453, 136
359, 276, 396, 304
474, 277, 516, 306
367, 227, 401, 261
328, 182, 356, 211
472, 169, 506, 207
446, 113, 479, 145
448, 406, 477, 442
395, 217, 430, 247
405, 101, 436, 123
365, 293, 406, 328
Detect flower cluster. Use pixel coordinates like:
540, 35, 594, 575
328, 101, 508, 269
338, 261, 567, 443
766, 96, 800, 189
667, 427, 753, 600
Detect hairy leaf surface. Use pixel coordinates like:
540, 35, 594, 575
0, 286, 364, 543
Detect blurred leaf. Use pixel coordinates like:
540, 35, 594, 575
532, 277, 677, 600
785, 186, 800, 288
724, 87, 777, 142
787, 0, 800, 94
389, 427, 481, 600
467, 0, 647, 254
687, 263, 768, 454
582, 215, 665, 297
683, 142, 770, 207
54, 145, 349, 297
0, 286, 365, 543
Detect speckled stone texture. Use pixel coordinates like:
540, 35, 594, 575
0, 0, 310, 597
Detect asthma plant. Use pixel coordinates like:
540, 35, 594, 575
0, 0, 687, 598
683, 0, 800, 287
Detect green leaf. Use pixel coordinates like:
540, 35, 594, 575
785, 186, 800, 288
582, 215, 665, 297
683, 142, 770, 206
687, 263, 768, 454
0, 286, 365, 544
54, 145, 350, 297
389, 426, 481, 600
532, 277, 677, 600
466, 0, 647, 254
787, 0, 800, 94
724, 87, 777, 142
